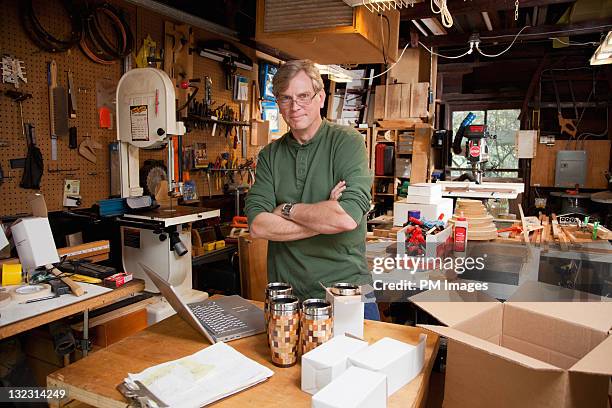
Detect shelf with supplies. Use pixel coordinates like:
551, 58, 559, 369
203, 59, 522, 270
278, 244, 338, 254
370, 123, 432, 205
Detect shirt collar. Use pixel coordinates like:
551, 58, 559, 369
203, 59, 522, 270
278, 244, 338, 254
286, 118, 327, 148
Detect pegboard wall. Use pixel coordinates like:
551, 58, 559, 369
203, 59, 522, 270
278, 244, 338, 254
0, 0, 266, 217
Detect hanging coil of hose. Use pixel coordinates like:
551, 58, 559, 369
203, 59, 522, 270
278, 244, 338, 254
80, 3, 134, 65
20, 0, 83, 53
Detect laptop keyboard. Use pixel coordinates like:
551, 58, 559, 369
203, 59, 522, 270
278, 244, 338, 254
190, 302, 247, 335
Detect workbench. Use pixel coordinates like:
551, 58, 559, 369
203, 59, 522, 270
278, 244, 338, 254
47, 310, 439, 408
0, 280, 144, 340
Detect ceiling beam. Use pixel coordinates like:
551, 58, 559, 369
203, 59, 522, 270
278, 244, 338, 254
420, 18, 612, 47
400, 0, 575, 21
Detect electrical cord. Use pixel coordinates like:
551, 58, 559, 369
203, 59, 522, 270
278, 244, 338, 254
481, 24, 612, 39
549, 37, 599, 47
419, 41, 474, 59
475, 26, 531, 57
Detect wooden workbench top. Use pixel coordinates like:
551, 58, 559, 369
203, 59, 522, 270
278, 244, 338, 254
48, 313, 439, 408
0, 280, 145, 340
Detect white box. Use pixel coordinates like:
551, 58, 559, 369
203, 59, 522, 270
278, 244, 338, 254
404, 194, 441, 205
10, 194, 59, 272
348, 335, 427, 397
11, 218, 59, 271
325, 290, 364, 338
393, 198, 454, 226
312, 366, 387, 408
397, 225, 453, 258
302, 334, 369, 395
407, 183, 442, 198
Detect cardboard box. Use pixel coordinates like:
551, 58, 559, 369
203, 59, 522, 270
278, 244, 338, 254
312, 366, 387, 408
348, 335, 427, 396
397, 225, 453, 258
411, 282, 612, 408
11, 195, 59, 272
325, 289, 364, 338
302, 334, 369, 395
393, 198, 453, 226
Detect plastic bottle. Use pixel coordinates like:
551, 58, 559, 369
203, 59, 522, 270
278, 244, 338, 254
453, 216, 468, 257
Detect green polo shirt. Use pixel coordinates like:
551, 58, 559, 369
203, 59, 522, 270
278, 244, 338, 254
244, 119, 373, 300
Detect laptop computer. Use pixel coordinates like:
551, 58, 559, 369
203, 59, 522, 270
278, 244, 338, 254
141, 264, 265, 344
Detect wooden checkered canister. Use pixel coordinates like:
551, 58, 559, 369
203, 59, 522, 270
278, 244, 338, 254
264, 282, 293, 347
268, 294, 300, 368
300, 298, 333, 355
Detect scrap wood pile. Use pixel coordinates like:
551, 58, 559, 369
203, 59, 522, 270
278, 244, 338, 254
497, 210, 612, 250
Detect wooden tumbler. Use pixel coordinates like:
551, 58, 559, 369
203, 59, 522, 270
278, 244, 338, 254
264, 282, 293, 347
268, 294, 300, 368
300, 298, 333, 355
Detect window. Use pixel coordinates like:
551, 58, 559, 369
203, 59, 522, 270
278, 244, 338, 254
451, 109, 520, 178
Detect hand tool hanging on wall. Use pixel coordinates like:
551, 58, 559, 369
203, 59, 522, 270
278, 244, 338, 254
21, 124, 44, 190
4, 90, 32, 140
48, 61, 58, 160
551, 72, 577, 139
1, 55, 27, 88
67, 71, 77, 118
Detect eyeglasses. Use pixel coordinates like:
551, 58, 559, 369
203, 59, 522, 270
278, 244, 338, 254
276, 91, 319, 108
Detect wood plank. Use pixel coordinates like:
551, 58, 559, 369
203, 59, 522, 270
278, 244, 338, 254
376, 119, 422, 128
410, 123, 432, 183
410, 82, 429, 118
0, 240, 110, 268
587, 223, 612, 240
386, 83, 403, 119
238, 235, 268, 302
0, 280, 145, 340
399, 83, 412, 119
551, 214, 561, 239
518, 204, 531, 243
47, 311, 440, 408
374, 85, 386, 120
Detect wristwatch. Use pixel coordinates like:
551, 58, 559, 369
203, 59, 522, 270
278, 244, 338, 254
281, 203, 295, 219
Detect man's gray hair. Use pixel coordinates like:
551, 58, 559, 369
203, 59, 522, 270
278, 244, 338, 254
272, 59, 324, 97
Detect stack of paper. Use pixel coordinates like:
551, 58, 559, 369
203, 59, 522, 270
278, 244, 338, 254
124, 342, 274, 408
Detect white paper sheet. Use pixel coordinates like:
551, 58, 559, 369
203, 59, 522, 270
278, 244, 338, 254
125, 342, 274, 408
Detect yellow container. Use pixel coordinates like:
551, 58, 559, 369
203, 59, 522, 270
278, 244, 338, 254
2, 264, 22, 286
214, 240, 226, 250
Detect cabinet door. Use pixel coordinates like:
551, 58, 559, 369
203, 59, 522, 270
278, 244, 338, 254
238, 235, 268, 301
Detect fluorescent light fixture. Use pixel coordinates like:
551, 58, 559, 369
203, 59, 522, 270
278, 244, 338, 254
481, 11, 493, 32
601, 31, 612, 53
315, 64, 357, 83
590, 31, 612, 65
